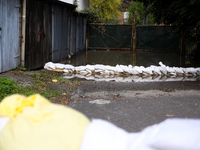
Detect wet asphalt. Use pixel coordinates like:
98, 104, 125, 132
68, 80, 200, 132
1, 70, 200, 132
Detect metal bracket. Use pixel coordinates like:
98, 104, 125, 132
14, 54, 20, 59
15, 5, 21, 8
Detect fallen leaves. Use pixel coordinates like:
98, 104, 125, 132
166, 114, 174, 117
52, 79, 58, 83
62, 93, 67, 96
162, 88, 176, 92
60, 100, 69, 105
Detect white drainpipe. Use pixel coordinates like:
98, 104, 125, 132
21, 0, 26, 66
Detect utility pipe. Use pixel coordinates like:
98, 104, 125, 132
21, 0, 26, 66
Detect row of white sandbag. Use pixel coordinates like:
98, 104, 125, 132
63, 73, 198, 82
44, 62, 200, 76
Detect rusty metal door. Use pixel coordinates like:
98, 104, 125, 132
0, 0, 20, 73
25, 0, 52, 70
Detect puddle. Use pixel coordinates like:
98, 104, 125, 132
62, 74, 199, 82
89, 99, 111, 105
58, 50, 200, 82
61, 50, 196, 67
61, 50, 133, 66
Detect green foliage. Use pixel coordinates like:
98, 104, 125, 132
147, 0, 200, 40
144, 0, 200, 63
119, 1, 131, 12
19, 64, 26, 71
147, 12, 155, 25
0, 77, 18, 100
11, 64, 26, 75
82, 7, 101, 23
188, 44, 200, 66
128, 1, 143, 25
127, 1, 155, 25
73, 0, 78, 6
83, 0, 122, 23
56, 77, 67, 83
0, 72, 80, 102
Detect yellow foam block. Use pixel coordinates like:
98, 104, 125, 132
0, 94, 90, 150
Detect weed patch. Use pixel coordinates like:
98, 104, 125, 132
0, 77, 18, 100
0, 70, 80, 104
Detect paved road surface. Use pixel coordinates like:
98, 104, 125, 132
1, 71, 200, 132
68, 81, 200, 132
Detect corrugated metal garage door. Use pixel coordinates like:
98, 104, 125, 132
52, 4, 72, 62
0, 0, 20, 73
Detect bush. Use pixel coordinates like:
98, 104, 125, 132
190, 45, 200, 66
0, 77, 18, 101
82, 7, 101, 23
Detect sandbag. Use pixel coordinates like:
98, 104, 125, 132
0, 94, 90, 150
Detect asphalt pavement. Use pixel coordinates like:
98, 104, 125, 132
68, 80, 200, 132
1, 70, 200, 132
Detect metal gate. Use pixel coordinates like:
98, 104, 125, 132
0, 0, 20, 73
88, 24, 134, 50
136, 26, 179, 51
135, 26, 180, 67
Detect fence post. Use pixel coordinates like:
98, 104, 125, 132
132, 15, 136, 51
131, 24, 134, 51
86, 24, 89, 50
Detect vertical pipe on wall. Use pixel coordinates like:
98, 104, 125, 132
21, 0, 26, 66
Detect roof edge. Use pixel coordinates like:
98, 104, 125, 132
48, 0, 77, 8
73, 11, 89, 17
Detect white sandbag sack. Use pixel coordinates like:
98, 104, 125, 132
80, 118, 200, 150
80, 119, 130, 150
76, 66, 86, 72
150, 118, 200, 150
64, 64, 75, 71
44, 62, 55, 70
54, 63, 66, 69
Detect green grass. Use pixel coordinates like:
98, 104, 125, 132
0, 77, 18, 100
0, 71, 80, 103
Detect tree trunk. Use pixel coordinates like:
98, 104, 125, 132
143, 1, 148, 25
